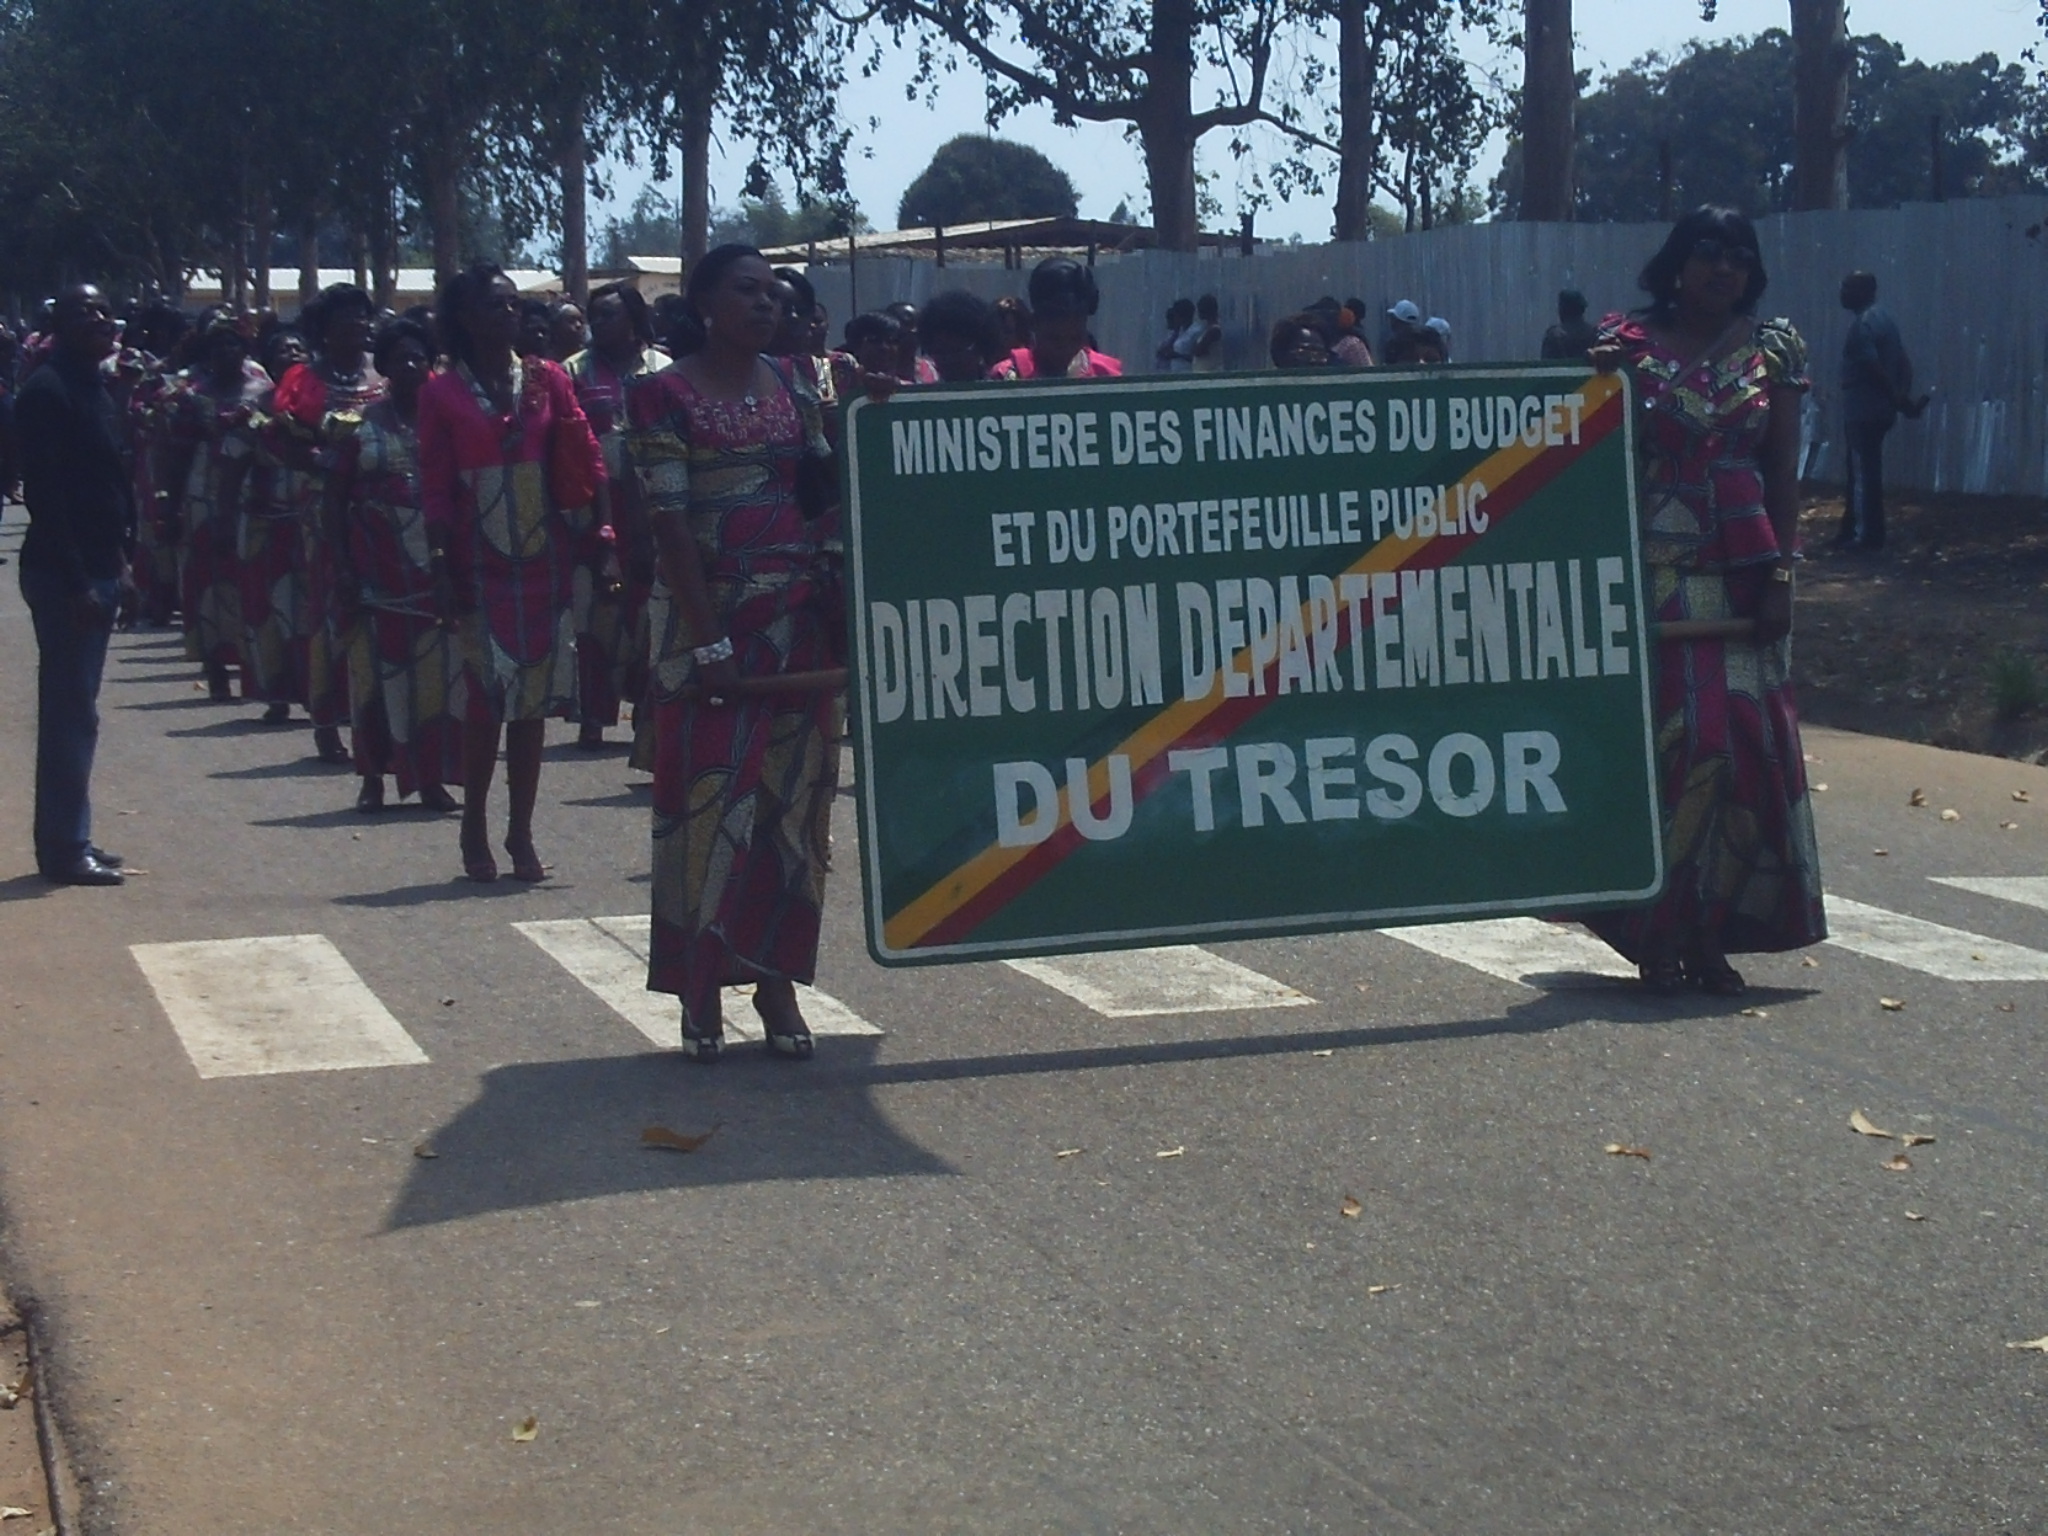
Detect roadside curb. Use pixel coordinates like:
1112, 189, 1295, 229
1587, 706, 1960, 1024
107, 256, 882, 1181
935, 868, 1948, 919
22, 1299, 82, 1536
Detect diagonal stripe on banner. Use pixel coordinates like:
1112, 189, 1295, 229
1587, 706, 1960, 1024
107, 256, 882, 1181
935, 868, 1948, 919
881, 373, 1627, 953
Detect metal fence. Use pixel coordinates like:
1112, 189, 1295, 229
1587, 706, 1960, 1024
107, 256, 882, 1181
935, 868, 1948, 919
802, 196, 2048, 499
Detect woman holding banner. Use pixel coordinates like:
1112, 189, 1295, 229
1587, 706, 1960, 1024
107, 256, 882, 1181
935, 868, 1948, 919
624, 244, 843, 1063
1585, 206, 1826, 996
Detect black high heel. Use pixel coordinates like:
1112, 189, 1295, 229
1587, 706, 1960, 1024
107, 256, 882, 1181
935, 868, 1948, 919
679, 1015, 724, 1063
753, 989, 813, 1061
1638, 955, 1686, 994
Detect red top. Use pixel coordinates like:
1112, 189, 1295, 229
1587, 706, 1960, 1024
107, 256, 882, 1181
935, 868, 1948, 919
988, 346, 1123, 380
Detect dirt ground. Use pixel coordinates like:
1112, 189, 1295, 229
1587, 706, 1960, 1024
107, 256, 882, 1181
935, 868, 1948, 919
1794, 488, 2048, 761
0, 1292, 48, 1534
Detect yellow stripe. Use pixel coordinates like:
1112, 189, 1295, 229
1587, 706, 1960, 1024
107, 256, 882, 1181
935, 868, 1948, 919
881, 374, 1621, 950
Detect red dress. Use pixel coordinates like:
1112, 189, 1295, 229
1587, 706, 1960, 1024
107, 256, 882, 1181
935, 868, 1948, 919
417, 358, 603, 723
1583, 314, 1826, 962
269, 363, 388, 727
988, 346, 1122, 380
623, 360, 843, 1037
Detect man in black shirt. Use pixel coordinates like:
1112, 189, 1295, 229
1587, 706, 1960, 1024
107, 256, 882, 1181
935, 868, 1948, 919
17, 283, 133, 885
1540, 288, 1598, 361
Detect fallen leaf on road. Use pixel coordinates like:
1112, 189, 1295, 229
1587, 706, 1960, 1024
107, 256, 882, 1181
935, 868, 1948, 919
1311, 1048, 1335, 1058
1901, 1132, 1936, 1147
654, 1325, 671, 1335
1367, 1284, 1399, 1295
573, 1300, 599, 1309
2002, 821, 2020, 830
1813, 783, 1829, 792
0, 1366, 32, 1408
2006, 1336, 2048, 1352
1849, 1110, 1895, 1139
1999, 1002, 2017, 1012
1879, 997, 1906, 1011
1801, 956, 1821, 967
1909, 788, 1928, 806
0, 1506, 32, 1519
2014, 790, 2031, 803
1054, 1148, 1084, 1159
1740, 1006, 1767, 1018
1872, 848, 1889, 856
641, 1124, 720, 1153
1155, 1146, 1186, 1159
1941, 808, 1961, 823
511, 1415, 538, 1442
1882, 1154, 1913, 1172
412, 1142, 437, 1159
1905, 1211, 1928, 1221
440, 997, 456, 1007
1603, 1143, 1652, 1160
1340, 1195, 1363, 1219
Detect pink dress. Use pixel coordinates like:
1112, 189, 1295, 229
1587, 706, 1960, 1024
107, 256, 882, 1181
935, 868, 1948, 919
988, 346, 1123, 380
417, 358, 603, 723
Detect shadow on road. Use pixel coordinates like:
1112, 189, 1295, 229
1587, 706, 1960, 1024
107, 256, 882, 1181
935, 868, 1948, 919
333, 877, 563, 907
559, 790, 647, 809
0, 872, 51, 903
207, 757, 349, 780
251, 805, 457, 830
384, 1039, 953, 1228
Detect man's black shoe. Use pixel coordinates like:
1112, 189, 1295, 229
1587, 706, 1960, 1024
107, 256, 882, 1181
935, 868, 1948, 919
45, 854, 123, 886
88, 845, 123, 868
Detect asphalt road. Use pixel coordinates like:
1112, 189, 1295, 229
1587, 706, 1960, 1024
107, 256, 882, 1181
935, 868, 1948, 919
1, 515, 2045, 1534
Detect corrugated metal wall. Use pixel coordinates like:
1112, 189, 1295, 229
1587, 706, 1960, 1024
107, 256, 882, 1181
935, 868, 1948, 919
802, 196, 2048, 498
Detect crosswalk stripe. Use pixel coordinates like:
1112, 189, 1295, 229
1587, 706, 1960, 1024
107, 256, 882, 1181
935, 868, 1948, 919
1004, 946, 1313, 1017
130, 935, 430, 1079
513, 916, 881, 1045
1381, 918, 1637, 989
1824, 895, 2048, 981
1931, 875, 2048, 915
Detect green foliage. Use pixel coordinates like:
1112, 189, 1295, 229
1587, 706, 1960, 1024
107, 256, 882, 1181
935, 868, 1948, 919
1511, 30, 2048, 222
1987, 650, 2046, 722
708, 185, 871, 250
896, 136, 1079, 227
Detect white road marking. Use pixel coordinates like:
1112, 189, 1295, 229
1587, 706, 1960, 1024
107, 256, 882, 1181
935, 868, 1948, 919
130, 934, 429, 1079
1381, 918, 1636, 989
1824, 895, 2048, 981
1004, 946, 1313, 1017
1932, 875, 2048, 915
514, 916, 880, 1045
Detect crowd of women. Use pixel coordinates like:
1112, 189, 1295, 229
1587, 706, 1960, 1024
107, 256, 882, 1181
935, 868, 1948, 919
13, 206, 1825, 1055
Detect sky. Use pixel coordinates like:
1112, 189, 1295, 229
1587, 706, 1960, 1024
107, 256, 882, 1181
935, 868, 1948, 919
591, 0, 2044, 249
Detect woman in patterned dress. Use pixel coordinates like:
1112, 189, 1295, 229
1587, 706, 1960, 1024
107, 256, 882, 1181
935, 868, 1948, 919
1583, 206, 1827, 995
163, 314, 267, 700
419, 264, 604, 883
624, 244, 844, 1062
564, 282, 669, 751
268, 287, 386, 765
327, 318, 461, 815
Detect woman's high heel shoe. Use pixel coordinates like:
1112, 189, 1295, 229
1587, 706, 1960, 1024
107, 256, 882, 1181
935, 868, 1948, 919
754, 990, 814, 1061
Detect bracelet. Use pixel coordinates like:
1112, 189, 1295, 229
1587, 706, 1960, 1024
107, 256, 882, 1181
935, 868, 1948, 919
692, 636, 735, 665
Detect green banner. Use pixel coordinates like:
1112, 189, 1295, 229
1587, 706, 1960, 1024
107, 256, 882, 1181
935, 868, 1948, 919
843, 365, 1661, 965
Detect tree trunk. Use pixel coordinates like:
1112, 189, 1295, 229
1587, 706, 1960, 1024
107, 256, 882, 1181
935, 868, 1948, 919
1520, 0, 1575, 221
350, 224, 370, 293
368, 182, 396, 311
560, 110, 589, 302
252, 189, 274, 309
1139, 0, 1199, 252
678, 84, 714, 265
1332, 0, 1378, 242
424, 137, 463, 285
299, 213, 321, 305
1790, 0, 1850, 211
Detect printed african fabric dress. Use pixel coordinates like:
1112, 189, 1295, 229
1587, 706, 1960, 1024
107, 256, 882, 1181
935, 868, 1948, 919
1583, 314, 1826, 962
269, 363, 388, 727
331, 398, 466, 794
166, 363, 271, 682
236, 393, 309, 707
624, 360, 844, 1036
125, 360, 181, 628
417, 357, 603, 723
565, 344, 669, 728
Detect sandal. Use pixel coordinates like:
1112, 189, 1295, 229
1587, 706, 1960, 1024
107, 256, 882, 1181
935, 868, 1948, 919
459, 828, 498, 883
754, 989, 814, 1061
313, 726, 352, 765
680, 1015, 723, 1063
1638, 956, 1686, 994
1685, 956, 1748, 997
418, 784, 460, 815
504, 838, 548, 883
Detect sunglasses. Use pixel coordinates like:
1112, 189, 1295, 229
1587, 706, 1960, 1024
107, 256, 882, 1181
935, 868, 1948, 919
1690, 237, 1758, 270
